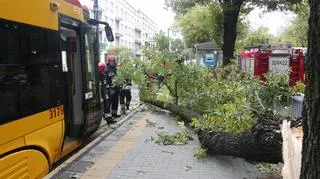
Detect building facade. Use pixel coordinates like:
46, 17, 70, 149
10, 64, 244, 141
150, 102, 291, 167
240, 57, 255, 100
80, 0, 159, 61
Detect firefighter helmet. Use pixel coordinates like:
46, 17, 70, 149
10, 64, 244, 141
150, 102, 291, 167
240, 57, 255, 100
107, 55, 117, 67
98, 62, 106, 74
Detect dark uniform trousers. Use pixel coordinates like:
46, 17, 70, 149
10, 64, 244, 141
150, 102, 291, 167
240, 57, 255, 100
105, 85, 120, 116
120, 89, 132, 111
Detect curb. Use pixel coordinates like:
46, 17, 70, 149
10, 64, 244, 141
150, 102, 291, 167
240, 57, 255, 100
45, 104, 144, 178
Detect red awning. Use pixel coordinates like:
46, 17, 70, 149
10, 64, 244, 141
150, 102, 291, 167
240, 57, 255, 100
65, 0, 82, 8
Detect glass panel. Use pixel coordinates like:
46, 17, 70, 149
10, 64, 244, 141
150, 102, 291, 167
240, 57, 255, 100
0, 19, 63, 124
83, 25, 101, 122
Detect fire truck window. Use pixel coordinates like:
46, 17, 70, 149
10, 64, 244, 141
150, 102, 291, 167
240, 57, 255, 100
0, 19, 64, 124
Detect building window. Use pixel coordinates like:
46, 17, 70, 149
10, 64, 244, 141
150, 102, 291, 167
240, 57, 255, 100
110, 2, 114, 12
90, 10, 94, 19
99, 31, 103, 42
98, 12, 102, 21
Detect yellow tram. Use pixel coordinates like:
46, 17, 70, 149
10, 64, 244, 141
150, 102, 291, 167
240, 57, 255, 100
0, 0, 113, 178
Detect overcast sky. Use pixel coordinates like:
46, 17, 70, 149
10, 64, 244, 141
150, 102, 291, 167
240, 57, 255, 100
126, 0, 175, 31
246, 9, 296, 36
127, 0, 295, 36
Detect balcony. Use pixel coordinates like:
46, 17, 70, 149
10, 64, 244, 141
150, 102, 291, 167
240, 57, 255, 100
134, 26, 142, 32
115, 13, 123, 21
134, 38, 141, 44
115, 32, 123, 37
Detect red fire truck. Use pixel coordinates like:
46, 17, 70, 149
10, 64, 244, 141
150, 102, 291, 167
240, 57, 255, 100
268, 45, 305, 86
239, 45, 272, 81
239, 44, 305, 86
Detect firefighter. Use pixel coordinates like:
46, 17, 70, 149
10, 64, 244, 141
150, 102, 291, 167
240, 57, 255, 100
117, 59, 132, 115
105, 55, 121, 123
119, 78, 132, 115
178, 55, 184, 64
98, 62, 109, 120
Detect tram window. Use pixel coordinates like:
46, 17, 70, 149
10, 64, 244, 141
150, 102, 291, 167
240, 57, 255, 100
84, 27, 97, 87
0, 19, 64, 124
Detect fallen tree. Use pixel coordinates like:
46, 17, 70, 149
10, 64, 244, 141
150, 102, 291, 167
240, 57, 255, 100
130, 48, 304, 164
198, 115, 283, 163
144, 99, 302, 163
143, 99, 200, 123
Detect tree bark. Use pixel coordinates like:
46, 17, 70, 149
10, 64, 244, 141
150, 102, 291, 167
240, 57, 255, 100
144, 99, 286, 163
143, 99, 201, 123
198, 116, 283, 163
174, 79, 178, 105
222, 0, 244, 65
300, 1, 320, 178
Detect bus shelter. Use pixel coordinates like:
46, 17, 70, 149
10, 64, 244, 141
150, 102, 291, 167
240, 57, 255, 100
194, 42, 222, 69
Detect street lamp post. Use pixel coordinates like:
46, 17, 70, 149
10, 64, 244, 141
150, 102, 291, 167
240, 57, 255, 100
93, 0, 101, 62
93, 0, 99, 21
167, 27, 171, 51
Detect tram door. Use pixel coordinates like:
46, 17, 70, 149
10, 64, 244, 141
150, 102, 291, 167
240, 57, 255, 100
60, 27, 84, 137
58, 17, 107, 157
58, 18, 85, 156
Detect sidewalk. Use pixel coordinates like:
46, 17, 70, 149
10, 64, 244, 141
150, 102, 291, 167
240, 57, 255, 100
49, 107, 267, 179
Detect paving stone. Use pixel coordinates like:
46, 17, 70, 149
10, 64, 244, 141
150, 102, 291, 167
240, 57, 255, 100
52, 171, 82, 179
99, 140, 117, 148
106, 112, 265, 179
67, 161, 94, 173
90, 145, 110, 154
78, 152, 98, 163
105, 134, 120, 141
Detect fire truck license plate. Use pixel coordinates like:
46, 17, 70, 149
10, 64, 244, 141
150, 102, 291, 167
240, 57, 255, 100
269, 56, 290, 73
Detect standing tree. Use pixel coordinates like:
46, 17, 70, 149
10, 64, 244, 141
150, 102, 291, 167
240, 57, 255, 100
243, 26, 275, 46
170, 39, 186, 54
154, 31, 170, 52
220, 0, 244, 65
166, 0, 302, 65
177, 3, 223, 48
300, 0, 320, 178
279, 0, 309, 47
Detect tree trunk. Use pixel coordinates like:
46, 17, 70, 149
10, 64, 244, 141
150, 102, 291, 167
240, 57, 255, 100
222, 0, 244, 65
198, 117, 283, 163
143, 99, 201, 123
174, 80, 178, 105
300, 1, 320, 178
144, 99, 286, 163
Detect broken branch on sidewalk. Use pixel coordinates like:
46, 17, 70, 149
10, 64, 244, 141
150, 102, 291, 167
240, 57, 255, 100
144, 99, 301, 163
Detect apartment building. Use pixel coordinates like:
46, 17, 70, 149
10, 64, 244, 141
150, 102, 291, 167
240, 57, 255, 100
80, 0, 159, 60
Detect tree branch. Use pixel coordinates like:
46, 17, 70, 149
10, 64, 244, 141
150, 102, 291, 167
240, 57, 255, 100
164, 82, 175, 97
143, 99, 285, 163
